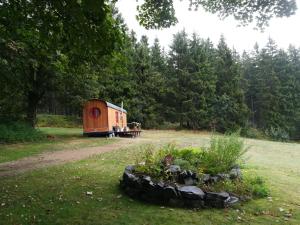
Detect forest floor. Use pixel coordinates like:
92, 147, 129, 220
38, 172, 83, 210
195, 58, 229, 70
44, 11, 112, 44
0, 128, 300, 224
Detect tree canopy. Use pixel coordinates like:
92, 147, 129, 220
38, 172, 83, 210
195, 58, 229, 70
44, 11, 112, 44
136, 0, 297, 29
0, 0, 123, 126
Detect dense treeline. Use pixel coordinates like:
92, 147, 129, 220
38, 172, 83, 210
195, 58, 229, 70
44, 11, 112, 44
35, 30, 299, 140
0, 2, 299, 140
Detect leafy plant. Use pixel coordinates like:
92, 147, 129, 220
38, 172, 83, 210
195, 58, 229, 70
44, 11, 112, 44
245, 175, 270, 198
203, 173, 269, 199
134, 144, 163, 178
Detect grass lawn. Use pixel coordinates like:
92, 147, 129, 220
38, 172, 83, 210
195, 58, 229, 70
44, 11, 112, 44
0, 130, 299, 224
0, 127, 117, 163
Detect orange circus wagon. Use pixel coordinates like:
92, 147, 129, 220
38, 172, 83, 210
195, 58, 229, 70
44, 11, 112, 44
83, 99, 141, 137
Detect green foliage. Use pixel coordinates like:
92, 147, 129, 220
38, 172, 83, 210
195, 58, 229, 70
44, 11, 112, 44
242, 40, 300, 140
135, 134, 246, 177
241, 127, 266, 139
134, 144, 203, 178
0, 1, 123, 126
136, 0, 296, 29
1, 6, 299, 142
137, 0, 177, 29
246, 175, 270, 198
37, 114, 82, 128
213, 36, 249, 132
264, 126, 290, 142
172, 158, 193, 170
134, 134, 269, 200
134, 144, 163, 178
206, 174, 269, 198
0, 122, 46, 144
201, 134, 247, 174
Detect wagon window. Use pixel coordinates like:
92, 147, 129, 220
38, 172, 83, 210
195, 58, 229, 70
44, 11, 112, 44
90, 107, 101, 118
115, 111, 119, 123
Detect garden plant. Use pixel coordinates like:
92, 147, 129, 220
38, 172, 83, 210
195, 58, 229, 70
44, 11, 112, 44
120, 134, 269, 208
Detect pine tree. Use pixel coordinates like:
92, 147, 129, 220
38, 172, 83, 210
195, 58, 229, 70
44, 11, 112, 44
214, 36, 248, 132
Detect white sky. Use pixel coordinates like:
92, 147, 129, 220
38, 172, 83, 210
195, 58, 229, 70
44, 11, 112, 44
116, 0, 300, 53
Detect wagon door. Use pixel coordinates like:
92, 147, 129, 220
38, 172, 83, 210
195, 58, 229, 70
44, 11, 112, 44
83, 100, 108, 133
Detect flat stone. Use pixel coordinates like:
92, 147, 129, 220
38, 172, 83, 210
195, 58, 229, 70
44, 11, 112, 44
183, 177, 196, 185
141, 176, 155, 190
206, 192, 230, 200
178, 170, 198, 184
122, 171, 140, 188
125, 165, 135, 173
217, 173, 230, 180
183, 199, 205, 208
202, 174, 211, 183
163, 185, 178, 200
205, 192, 231, 208
210, 176, 220, 183
229, 168, 242, 179
177, 186, 205, 200
226, 196, 239, 206
168, 165, 181, 173
142, 176, 152, 183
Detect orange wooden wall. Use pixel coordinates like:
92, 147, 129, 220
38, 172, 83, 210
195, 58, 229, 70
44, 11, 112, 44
83, 100, 108, 133
83, 99, 127, 134
107, 107, 127, 129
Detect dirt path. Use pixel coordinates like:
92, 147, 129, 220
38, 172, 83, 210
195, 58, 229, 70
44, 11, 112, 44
0, 138, 143, 177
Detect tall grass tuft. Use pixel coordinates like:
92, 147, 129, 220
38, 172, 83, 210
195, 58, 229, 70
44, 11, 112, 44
201, 133, 247, 174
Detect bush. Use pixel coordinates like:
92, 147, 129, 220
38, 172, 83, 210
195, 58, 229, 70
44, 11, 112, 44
246, 175, 270, 197
201, 134, 247, 175
205, 174, 269, 199
37, 114, 82, 128
0, 122, 46, 144
241, 127, 265, 139
264, 126, 290, 141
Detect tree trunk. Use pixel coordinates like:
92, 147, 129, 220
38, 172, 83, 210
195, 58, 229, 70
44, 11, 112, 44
26, 91, 39, 128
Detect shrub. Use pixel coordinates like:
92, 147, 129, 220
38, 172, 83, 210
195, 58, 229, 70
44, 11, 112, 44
0, 122, 46, 144
264, 126, 290, 141
203, 174, 269, 199
241, 127, 265, 139
201, 134, 247, 174
37, 114, 82, 128
245, 175, 270, 197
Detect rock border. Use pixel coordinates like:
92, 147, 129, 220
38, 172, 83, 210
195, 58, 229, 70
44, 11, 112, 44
120, 165, 239, 209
